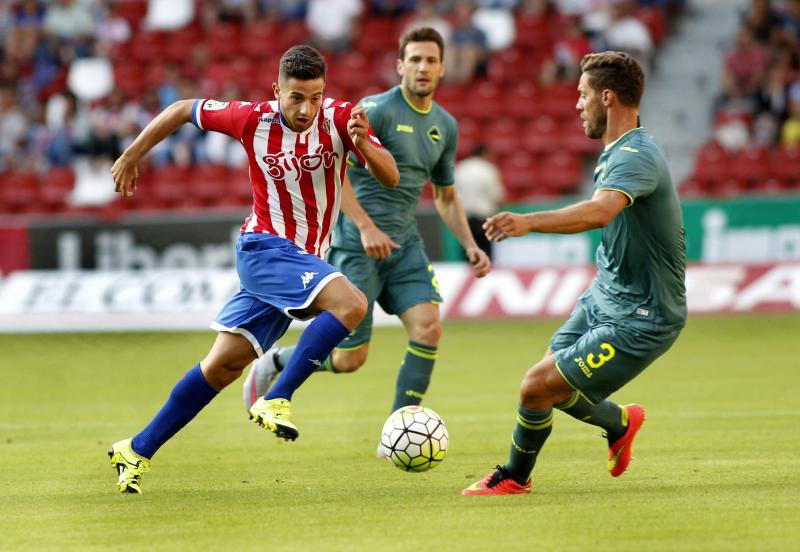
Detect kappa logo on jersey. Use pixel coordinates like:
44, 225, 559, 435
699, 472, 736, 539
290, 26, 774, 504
262, 145, 339, 181
203, 100, 229, 111
301, 271, 318, 289
427, 125, 442, 144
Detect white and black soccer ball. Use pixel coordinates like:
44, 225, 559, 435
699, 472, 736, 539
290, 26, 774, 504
380, 405, 448, 472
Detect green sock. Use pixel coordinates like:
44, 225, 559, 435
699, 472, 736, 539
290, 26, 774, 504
554, 392, 626, 441
390, 341, 437, 412
504, 405, 553, 484
277, 345, 337, 373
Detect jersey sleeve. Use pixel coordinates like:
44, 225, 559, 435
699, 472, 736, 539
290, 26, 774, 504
334, 100, 383, 168
191, 99, 254, 141
599, 149, 658, 205
431, 117, 458, 187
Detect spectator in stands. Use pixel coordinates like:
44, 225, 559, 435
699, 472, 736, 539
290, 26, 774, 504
720, 26, 768, 111
306, 0, 363, 54
601, 0, 654, 68
259, 0, 308, 20
781, 0, 800, 43
743, 0, 782, 44
781, 84, 800, 148
94, 0, 132, 54
403, 0, 452, 46
753, 56, 791, 146
370, 0, 417, 17
540, 15, 591, 86
473, 2, 516, 51
454, 144, 505, 260
0, 85, 29, 170
42, 0, 93, 42
45, 91, 88, 166
447, 1, 489, 84
5, 0, 43, 64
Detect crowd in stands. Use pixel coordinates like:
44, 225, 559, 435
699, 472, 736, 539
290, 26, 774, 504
684, 0, 800, 197
0, 0, 682, 215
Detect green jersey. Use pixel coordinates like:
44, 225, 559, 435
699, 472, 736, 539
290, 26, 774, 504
591, 127, 687, 332
331, 86, 458, 249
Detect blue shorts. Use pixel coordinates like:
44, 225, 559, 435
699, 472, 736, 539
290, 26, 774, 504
211, 233, 342, 356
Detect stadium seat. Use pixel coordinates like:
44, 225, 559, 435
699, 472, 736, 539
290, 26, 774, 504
522, 115, 559, 154
354, 17, 398, 53
485, 117, 522, 157
691, 141, 729, 189
150, 164, 193, 208
559, 118, 600, 155
39, 167, 76, 212
728, 145, 768, 185
539, 150, 582, 193
164, 26, 202, 62
132, 31, 167, 63
207, 23, 243, 61
190, 164, 230, 205
0, 172, 39, 214
501, 151, 540, 201
769, 147, 800, 185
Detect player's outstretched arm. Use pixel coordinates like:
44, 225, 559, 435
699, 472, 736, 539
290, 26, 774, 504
483, 189, 629, 240
346, 106, 399, 188
111, 99, 195, 197
341, 174, 399, 259
433, 185, 491, 277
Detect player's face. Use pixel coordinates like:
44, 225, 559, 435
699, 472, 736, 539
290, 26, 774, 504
397, 41, 444, 98
274, 77, 325, 132
577, 72, 607, 140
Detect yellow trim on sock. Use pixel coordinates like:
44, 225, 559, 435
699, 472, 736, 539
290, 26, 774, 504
556, 391, 580, 410
407, 346, 438, 360
516, 412, 553, 431
334, 342, 369, 352
620, 405, 629, 427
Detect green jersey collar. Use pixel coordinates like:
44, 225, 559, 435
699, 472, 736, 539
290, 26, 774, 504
400, 86, 433, 115
604, 126, 644, 151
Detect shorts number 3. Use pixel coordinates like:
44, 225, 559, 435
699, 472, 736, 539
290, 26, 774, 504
586, 342, 616, 369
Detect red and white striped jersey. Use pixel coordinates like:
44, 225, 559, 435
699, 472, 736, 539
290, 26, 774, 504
192, 97, 382, 257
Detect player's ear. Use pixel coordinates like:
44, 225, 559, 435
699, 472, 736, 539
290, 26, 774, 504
396, 58, 404, 77
272, 82, 280, 100
602, 89, 613, 107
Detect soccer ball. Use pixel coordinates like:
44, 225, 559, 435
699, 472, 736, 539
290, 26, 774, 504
380, 405, 449, 472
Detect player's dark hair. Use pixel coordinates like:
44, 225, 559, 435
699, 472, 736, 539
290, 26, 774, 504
399, 27, 445, 61
279, 45, 327, 81
580, 51, 645, 107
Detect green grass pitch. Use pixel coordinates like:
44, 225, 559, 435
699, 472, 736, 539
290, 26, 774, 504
1, 314, 799, 551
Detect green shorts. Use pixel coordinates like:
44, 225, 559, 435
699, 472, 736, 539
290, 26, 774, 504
551, 291, 680, 403
326, 241, 442, 348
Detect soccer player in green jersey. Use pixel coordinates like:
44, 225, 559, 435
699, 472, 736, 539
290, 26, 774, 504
463, 51, 687, 495
244, 28, 491, 453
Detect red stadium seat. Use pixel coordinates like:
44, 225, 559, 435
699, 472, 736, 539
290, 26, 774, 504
539, 150, 582, 193
501, 151, 540, 201
39, 167, 76, 212
769, 147, 800, 185
0, 172, 39, 214
164, 26, 202, 62
485, 117, 522, 157
132, 31, 167, 63
207, 23, 243, 61
521, 115, 559, 154
728, 145, 768, 185
691, 141, 730, 189
355, 17, 398, 53
191, 164, 231, 205
150, 165, 193, 208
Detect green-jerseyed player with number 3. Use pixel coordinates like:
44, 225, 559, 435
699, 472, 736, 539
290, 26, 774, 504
244, 27, 491, 455
463, 51, 687, 495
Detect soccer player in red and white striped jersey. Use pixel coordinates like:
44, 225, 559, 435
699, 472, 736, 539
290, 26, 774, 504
107, 45, 398, 493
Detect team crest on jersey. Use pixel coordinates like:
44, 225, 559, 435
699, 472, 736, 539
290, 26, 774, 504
262, 144, 339, 181
203, 100, 229, 111
321, 118, 331, 135
427, 125, 442, 144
